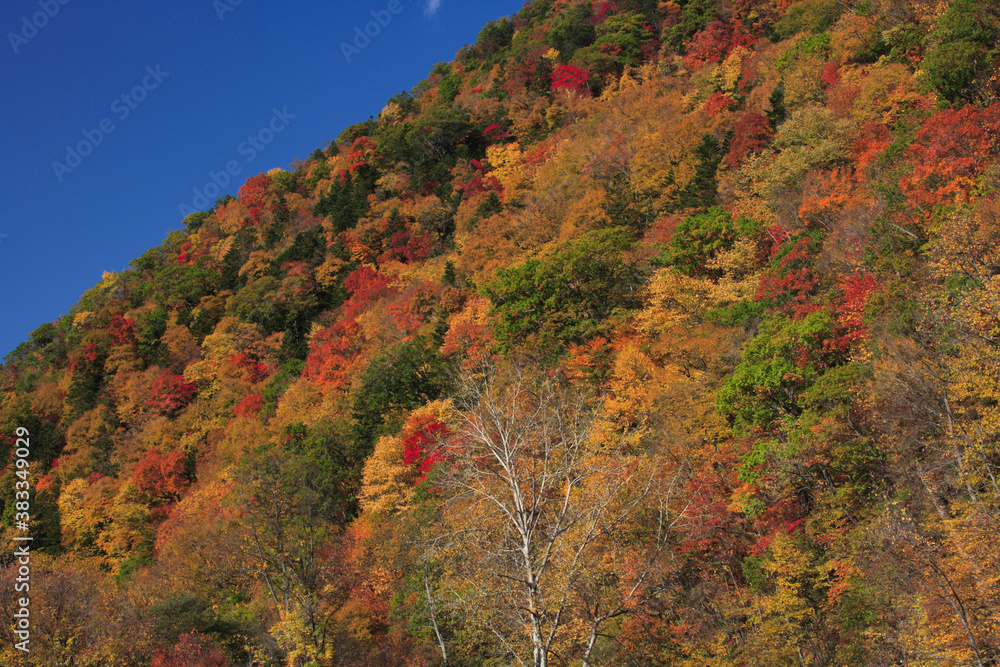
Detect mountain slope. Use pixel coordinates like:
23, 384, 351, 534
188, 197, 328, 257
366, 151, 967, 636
3, 0, 1000, 664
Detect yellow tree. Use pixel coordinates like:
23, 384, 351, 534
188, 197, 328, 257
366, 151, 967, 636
865, 199, 1000, 665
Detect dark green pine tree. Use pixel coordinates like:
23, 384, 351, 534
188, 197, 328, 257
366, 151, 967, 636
767, 84, 787, 128
672, 133, 727, 211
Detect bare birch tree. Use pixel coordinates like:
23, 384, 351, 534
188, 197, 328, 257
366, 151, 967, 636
424, 361, 685, 667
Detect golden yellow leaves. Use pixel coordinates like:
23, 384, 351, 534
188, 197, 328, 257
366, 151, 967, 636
359, 400, 453, 518
72, 311, 95, 328
597, 342, 659, 442
840, 63, 924, 126
58, 476, 151, 567
745, 531, 822, 664
640, 245, 759, 335
359, 433, 411, 517
272, 377, 336, 431
109, 366, 159, 429
557, 189, 611, 240
314, 254, 348, 289
486, 142, 533, 196
237, 249, 274, 281
62, 405, 116, 479
270, 611, 334, 667
182, 316, 271, 398
508, 96, 550, 143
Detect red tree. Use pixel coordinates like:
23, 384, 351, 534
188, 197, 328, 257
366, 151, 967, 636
134, 449, 190, 502
402, 421, 450, 483
227, 352, 271, 384
348, 136, 380, 171
151, 632, 229, 667
828, 273, 881, 351
703, 92, 737, 116
107, 315, 138, 347
900, 104, 1000, 211
233, 394, 265, 419
592, 1, 619, 26
343, 265, 397, 319
304, 319, 363, 389
683, 20, 757, 71
551, 65, 592, 97
724, 112, 773, 169
483, 123, 511, 141
148, 370, 197, 416
851, 122, 892, 173
377, 228, 433, 265
69, 343, 100, 374
755, 236, 821, 320
238, 173, 271, 223
459, 158, 503, 197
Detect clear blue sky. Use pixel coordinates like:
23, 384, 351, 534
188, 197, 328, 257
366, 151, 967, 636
0, 0, 524, 358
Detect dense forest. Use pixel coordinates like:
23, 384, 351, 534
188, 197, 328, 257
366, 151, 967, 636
2, 0, 1000, 664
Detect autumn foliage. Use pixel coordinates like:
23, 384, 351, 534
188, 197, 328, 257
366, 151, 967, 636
724, 112, 773, 168
134, 448, 190, 501
147, 369, 197, 416
682, 20, 757, 71
6, 1, 1000, 665
400, 420, 448, 483
237, 173, 271, 224
550, 64, 591, 96
233, 393, 265, 418
900, 104, 1000, 211
107, 314, 138, 346
151, 632, 229, 667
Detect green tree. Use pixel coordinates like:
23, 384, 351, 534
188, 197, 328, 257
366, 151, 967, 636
484, 229, 645, 356
593, 12, 655, 67
767, 84, 787, 128
442, 260, 457, 287
313, 164, 378, 233
470, 17, 516, 64
229, 277, 285, 333
603, 173, 656, 233
922, 0, 1000, 104
182, 211, 210, 233
137, 307, 169, 367
351, 330, 449, 454
219, 242, 244, 292
663, 0, 717, 51
546, 3, 596, 61
671, 133, 727, 211
717, 310, 843, 432
143, 262, 221, 310
232, 431, 351, 663
664, 207, 762, 278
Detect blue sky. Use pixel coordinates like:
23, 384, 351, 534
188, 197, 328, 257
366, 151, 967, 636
0, 0, 524, 358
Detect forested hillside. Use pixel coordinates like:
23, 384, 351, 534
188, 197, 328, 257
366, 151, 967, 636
3, 0, 1000, 664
